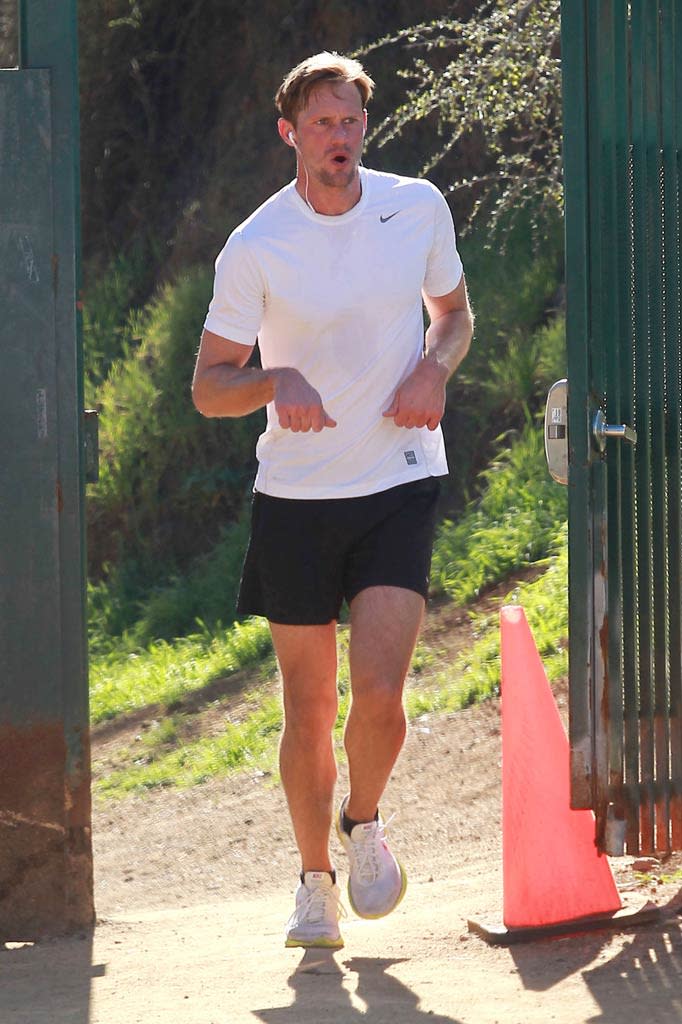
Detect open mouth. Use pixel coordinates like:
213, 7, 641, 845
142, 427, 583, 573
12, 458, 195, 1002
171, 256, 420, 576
332, 154, 349, 165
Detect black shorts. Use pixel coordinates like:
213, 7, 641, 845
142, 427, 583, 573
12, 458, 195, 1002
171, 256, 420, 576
236, 477, 441, 625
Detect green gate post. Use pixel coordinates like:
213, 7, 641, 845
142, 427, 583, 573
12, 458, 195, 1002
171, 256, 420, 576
0, 0, 93, 937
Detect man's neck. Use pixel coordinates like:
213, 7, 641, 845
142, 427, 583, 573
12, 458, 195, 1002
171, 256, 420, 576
295, 172, 362, 216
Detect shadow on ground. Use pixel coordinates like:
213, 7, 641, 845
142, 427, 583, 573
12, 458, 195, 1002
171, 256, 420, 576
583, 919, 682, 1024
254, 951, 463, 1024
0, 931, 102, 1024
509, 904, 682, 1024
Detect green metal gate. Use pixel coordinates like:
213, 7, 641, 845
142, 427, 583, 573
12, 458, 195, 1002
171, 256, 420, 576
559, 0, 682, 855
0, 1, 93, 936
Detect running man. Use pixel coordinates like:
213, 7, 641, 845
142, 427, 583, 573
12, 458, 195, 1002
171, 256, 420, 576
192, 51, 473, 949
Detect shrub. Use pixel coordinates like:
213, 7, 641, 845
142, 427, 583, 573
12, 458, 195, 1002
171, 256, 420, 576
82, 247, 151, 401
88, 268, 260, 583
432, 421, 567, 604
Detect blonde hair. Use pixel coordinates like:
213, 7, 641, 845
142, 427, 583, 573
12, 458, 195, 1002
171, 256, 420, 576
275, 52, 374, 126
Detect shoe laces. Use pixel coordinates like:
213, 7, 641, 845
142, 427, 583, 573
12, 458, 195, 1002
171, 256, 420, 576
287, 883, 346, 930
347, 814, 395, 886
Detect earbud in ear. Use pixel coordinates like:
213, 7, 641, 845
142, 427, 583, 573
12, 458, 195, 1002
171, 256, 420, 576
288, 131, 296, 145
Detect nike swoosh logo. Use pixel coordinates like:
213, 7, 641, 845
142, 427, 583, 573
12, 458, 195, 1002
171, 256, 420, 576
380, 211, 400, 223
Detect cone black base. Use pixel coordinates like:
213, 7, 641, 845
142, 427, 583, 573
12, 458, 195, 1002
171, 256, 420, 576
467, 901, 670, 946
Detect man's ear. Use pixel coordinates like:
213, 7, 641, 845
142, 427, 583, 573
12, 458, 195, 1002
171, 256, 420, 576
277, 117, 296, 147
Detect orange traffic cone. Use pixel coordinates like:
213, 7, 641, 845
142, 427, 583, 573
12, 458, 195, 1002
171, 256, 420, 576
500, 605, 621, 928
468, 605, 665, 944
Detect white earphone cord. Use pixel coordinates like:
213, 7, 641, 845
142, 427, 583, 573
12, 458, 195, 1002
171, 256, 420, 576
290, 133, 315, 213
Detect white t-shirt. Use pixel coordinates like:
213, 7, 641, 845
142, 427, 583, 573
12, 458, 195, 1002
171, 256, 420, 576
203, 167, 463, 499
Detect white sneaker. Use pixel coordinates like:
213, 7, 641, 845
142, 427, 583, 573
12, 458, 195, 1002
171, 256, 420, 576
336, 796, 407, 919
284, 871, 345, 949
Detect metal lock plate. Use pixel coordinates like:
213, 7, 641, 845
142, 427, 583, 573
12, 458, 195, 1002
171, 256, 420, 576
544, 378, 568, 485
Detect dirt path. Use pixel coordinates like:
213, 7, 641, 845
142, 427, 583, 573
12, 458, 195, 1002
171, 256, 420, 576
2, 695, 682, 1023
2, 599, 682, 1022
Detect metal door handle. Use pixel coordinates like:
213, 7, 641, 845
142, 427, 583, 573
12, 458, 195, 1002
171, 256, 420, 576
593, 409, 637, 452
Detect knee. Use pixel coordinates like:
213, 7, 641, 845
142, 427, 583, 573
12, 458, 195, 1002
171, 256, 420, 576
351, 674, 405, 724
282, 680, 338, 739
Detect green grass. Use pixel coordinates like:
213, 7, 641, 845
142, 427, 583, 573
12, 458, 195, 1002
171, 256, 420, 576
660, 869, 682, 884
89, 617, 272, 724
97, 694, 283, 796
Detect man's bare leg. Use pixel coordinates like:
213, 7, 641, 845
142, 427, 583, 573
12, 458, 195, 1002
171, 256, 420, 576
270, 621, 339, 873
344, 586, 425, 822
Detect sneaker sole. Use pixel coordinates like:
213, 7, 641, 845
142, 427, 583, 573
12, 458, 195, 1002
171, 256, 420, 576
284, 935, 344, 950
335, 810, 408, 920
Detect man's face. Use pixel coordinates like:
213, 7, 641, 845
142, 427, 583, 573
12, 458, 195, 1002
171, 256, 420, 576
291, 81, 367, 189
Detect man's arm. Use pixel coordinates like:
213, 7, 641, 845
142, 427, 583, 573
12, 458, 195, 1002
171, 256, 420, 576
192, 329, 337, 432
383, 276, 473, 430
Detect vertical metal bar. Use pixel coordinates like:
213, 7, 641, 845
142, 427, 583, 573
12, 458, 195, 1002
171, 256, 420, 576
661, 0, 682, 849
585, 0, 612, 840
562, 0, 595, 811
597, 0, 633, 853
630, 0, 658, 855
648, 1, 671, 856
618, 8, 642, 855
